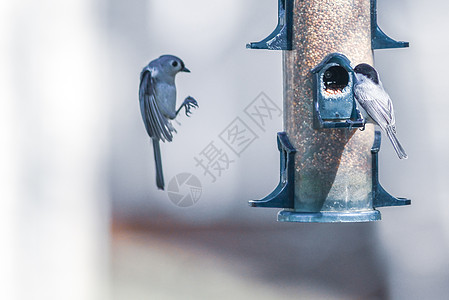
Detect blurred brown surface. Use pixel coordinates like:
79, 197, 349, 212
112, 220, 387, 300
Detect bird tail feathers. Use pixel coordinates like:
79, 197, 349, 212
385, 126, 408, 159
152, 139, 165, 190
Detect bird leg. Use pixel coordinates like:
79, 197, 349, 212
176, 96, 199, 117
358, 119, 367, 131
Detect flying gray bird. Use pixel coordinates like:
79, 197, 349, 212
139, 55, 198, 190
354, 63, 407, 159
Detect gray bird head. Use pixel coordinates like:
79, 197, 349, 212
354, 63, 379, 85
150, 55, 190, 78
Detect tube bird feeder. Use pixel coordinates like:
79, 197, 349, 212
248, 0, 410, 222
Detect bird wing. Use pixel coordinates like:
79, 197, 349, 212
356, 84, 396, 130
139, 68, 174, 142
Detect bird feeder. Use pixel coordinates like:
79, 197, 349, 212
248, 0, 410, 222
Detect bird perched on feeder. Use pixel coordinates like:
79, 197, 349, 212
353, 63, 407, 159
139, 55, 198, 190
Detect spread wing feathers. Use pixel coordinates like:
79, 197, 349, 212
356, 85, 396, 132
139, 68, 175, 142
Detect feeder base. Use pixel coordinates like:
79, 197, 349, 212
277, 209, 381, 223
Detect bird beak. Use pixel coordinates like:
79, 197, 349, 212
181, 66, 191, 73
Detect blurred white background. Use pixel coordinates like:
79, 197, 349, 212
1, 0, 449, 299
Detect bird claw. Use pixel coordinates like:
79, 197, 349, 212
359, 122, 366, 131
183, 96, 198, 117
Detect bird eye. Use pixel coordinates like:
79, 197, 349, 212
172, 61, 178, 67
